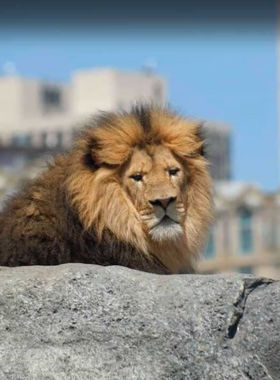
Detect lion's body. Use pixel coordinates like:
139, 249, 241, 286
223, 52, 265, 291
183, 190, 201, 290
0, 105, 213, 274
0, 158, 167, 272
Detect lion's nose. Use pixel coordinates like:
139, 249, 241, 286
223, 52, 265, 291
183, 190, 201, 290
149, 197, 176, 210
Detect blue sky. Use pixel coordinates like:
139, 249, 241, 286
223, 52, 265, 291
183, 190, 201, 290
0, 20, 278, 191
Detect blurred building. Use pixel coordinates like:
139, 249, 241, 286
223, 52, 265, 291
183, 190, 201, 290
203, 121, 231, 181
0, 67, 167, 169
0, 66, 232, 182
199, 181, 280, 280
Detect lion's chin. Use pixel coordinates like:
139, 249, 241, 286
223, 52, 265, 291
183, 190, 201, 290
148, 216, 184, 243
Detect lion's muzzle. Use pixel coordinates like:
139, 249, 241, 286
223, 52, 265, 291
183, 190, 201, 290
149, 197, 177, 210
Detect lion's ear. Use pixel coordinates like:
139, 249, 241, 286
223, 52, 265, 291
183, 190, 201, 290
181, 125, 206, 159
83, 136, 129, 170
83, 150, 100, 171
83, 137, 102, 171
189, 122, 207, 158
83, 152, 100, 171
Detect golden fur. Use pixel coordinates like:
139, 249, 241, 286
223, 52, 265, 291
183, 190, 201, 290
67, 105, 214, 273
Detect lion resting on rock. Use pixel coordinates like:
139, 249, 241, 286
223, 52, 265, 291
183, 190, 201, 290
0, 104, 213, 274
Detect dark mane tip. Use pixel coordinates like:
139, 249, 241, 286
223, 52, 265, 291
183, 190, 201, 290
131, 103, 152, 133
83, 150, 100, 171
196, 122, 207, 157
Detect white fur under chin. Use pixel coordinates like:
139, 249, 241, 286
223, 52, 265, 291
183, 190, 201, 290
149, 217, 184, 242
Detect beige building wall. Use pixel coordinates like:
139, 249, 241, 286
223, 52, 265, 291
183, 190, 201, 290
71, 69, 117, 119
0, 76, 71, 138
71, 68, 167, 121
0, 68, 167, 143
114, 70, 166, 109
199, 183, 280, 280
0, 77, 23, 127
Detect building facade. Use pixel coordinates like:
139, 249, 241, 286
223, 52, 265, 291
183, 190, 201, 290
203, 121, 231, 181
199, 181, 280, 280
0, 68, 167, 168
0, 67, 232, 182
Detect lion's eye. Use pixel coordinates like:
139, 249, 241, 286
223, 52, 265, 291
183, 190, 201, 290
169, 168, 180, 176
130, 174, 143, 182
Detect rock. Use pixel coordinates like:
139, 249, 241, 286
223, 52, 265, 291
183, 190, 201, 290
0, 263, 279, 380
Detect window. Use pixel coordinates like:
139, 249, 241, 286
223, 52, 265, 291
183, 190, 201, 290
239, 208, 253, 255
204, 226, 216, 260
41, 87, 61, 111
57, 131, 63, 147
41, 132, 47, 147
263, 216, 280, 251
222, 214, 230, 251
237, 266, 254, 275
11, 134, 31, 147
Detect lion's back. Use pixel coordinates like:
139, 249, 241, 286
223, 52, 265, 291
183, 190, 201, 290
0, 159, 74, 266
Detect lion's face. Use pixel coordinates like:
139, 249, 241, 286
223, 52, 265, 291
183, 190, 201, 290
68, 105, 213, 273
122, 145, 187, 242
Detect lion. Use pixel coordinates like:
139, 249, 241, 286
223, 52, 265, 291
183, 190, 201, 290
0, 104, 213, 274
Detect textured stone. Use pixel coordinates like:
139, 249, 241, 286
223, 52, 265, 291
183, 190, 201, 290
0, 264, 279, 380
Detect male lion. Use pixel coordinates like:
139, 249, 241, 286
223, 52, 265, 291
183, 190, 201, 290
0, 104, 213, 274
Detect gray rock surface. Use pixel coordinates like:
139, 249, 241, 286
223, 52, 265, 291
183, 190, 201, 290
0, 263, 279, 380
